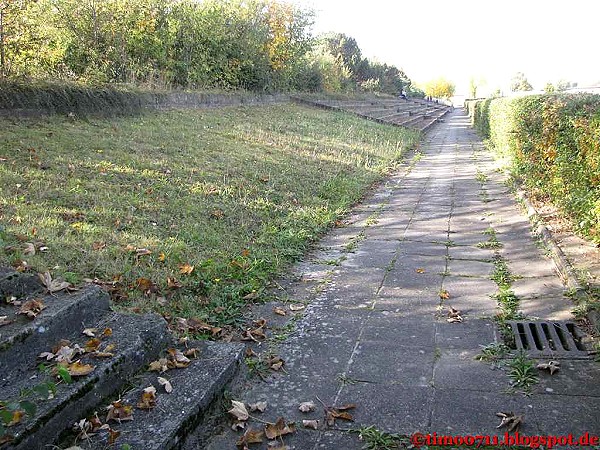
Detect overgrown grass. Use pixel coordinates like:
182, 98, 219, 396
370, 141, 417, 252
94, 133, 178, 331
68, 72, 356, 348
0, 103, 419, 329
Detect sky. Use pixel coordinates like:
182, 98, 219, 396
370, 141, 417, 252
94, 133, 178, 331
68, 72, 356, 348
292, 0, 600, 96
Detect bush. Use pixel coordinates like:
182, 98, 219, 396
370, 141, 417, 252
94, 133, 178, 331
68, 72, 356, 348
471, 94, 600, 242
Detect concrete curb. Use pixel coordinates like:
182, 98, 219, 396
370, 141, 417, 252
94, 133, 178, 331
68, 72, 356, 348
514, 187, 599, 332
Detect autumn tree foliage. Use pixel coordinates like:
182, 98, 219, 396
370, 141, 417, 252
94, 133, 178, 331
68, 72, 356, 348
0, 0, 412, 94
424, 77, 455, 99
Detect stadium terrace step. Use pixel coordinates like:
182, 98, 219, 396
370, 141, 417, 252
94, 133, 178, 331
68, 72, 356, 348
0, 273, 245, 450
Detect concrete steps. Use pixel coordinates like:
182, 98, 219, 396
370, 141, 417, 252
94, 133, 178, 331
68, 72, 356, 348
0, 269, 244, 449
291, 96, 451, 132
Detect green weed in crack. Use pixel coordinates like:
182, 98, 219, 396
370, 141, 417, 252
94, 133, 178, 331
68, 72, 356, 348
508, 351, 538, 392
353, 425, 405, 450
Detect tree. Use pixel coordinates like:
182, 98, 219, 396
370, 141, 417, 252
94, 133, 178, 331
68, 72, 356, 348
424, 77, 455, 99
510, 72, 533, 92
544, 82, 556, 93
468, 77, 486, 99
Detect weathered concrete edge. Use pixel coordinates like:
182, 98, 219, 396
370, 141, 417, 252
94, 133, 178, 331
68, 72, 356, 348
514, 187, 599, 331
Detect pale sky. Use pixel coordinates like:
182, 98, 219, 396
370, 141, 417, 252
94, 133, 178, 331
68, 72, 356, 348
294, 0, 600, 96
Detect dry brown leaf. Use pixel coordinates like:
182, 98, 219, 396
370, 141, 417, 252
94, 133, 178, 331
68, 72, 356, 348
228, 400, 249, 421
496, 411, 523, 432
106, 400, 134, 423
82, 328, 97, 337
84, 338, 102, 353
7, 410, 24, 426
273, 306, 287, 316
183, 348, 201, 358
167, 277, 182, 289
536, 360, 560, 375
267, 356, 284, 371
264, 417, 296, 440
266, 443, 288, 450
179, 263, 194, 275
136, 277, 156, 294
439, 289, 450, 300
157, 377, 173, 393
289, 303, 305, 311
236, 427, 265, 449
108, 428, 121, 445
67, 361, 95, 376
101, 328, 113, 338
92, 241, 106, 251
18, 298, 46, 319
135, 248, 152, 257
447, 306, 463, 323
415, 268, 426, 273
148, 358, 169, 373
0, 315, 12, 327
23, 242, 36, 256
38, 271, 71, 293
248, 401, 267, 413
242, 291, 259, 300
231, 421, 246, 431
137, 386, 157, 409
303, 419, 319, 430
167, 348, 190, 368
298, 401, 316, 413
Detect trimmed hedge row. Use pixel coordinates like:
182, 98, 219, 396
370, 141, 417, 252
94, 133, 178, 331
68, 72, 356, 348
469, 94, 600, 242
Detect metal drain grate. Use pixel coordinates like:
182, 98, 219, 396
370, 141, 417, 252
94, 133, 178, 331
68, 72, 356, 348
506, 320, 590, 359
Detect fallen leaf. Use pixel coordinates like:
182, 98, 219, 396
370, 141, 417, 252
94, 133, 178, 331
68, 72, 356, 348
92, 242, 106, 251
167, 277, 182, 289
228, 400, 249, 421
179, 263, 195, 275
245, 348, 257, 358
167, 348, 191, 368
231, 421, 246, 431
447, 306, 463, 323
82, 328, 97, 337
248, 401, 267, 413
183, 348, 201, 358
0, 315, 13, 327
303, 419, 319, 430
108, 428, 121, 445
236, 427, 265, 449
536, 360, 560, 375
264, 417, 296, 440
23, 242, 36, 256
439, 289, 450, 300
289, 303, 305, 311
241, 249, 251, 257
136, 277, 156, 294
267, 356, 284, 371
7, 410, 24, 426
415, 268, 426, 273
148, 358, 169, 373
266, 443, 288, 450
137, 386, 157, 409
38, 272, 71, 293
157, 377, 173, 393
496, 411, 523, 432
67, 361, 95, 376
18, 298, 46, 319
84, 338, 102, 353
135, 248, 152, 257
298, 401, 316, 413
243, 291, 259, 300
106, 400, 134, 423
210, 209, 225, 219
158, 252, 166, 262
325, 403, 356, 426
273, 306, 287, 316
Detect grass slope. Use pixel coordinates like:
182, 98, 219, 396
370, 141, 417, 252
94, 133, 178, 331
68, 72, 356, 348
0, 103, 419, 328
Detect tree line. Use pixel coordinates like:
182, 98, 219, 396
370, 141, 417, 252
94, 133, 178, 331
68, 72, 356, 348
0, 0, 415, 94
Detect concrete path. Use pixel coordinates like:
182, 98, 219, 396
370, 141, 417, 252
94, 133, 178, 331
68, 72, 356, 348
207, 110, 600, 449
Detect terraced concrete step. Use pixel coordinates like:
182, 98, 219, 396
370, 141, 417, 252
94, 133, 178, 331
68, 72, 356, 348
0, 286, 110, 366
0, 269, 44, 299
73, 341, 244, 450
1, 311, 170, 449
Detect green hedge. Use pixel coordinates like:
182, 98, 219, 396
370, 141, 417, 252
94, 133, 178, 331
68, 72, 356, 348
470, 94, 600, 242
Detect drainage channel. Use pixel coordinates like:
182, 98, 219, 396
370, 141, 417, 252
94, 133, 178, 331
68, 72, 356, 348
506, 320, 591, 359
